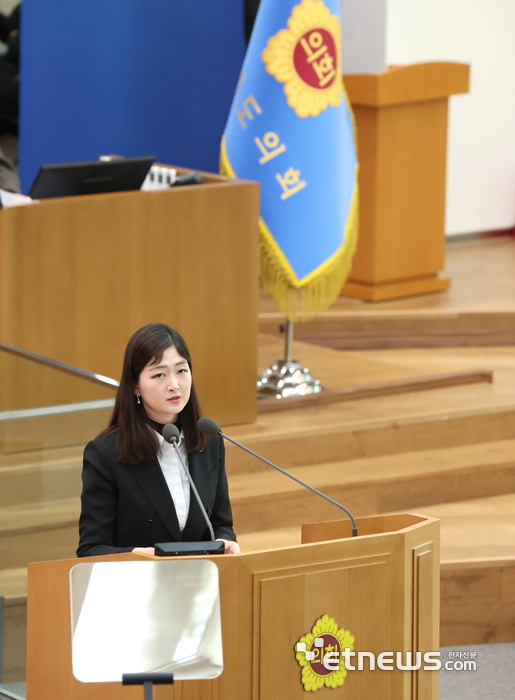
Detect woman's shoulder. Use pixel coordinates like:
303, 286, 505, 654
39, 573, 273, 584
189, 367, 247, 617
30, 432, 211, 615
192, 432, 223, 462
84, 430, 120, 460
199, 430, 222, 448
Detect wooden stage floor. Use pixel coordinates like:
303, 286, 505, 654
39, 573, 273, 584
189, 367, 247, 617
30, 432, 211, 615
244, 236, 515, 540
259, 236, 515, 349
260, 235, 515, 315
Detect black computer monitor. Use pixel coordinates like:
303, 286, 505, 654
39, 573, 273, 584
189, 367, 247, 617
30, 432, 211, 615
28, 156, 155, 199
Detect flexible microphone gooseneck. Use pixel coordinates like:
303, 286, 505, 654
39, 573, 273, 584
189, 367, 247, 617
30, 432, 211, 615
162, 423, 216, 542
197, 417, 358, 537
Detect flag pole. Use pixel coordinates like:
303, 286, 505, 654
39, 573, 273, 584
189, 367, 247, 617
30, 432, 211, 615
221, 0, 359, 403
257, 319, 323, 399
285, 319, 294, 362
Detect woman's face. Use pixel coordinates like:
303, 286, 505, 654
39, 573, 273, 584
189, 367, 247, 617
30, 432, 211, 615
135, 345, 192, 424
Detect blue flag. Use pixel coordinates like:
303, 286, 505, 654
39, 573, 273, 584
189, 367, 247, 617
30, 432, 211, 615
221, 0, 358, 321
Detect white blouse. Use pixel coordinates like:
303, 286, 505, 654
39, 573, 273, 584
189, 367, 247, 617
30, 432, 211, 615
155, 430, 190, 531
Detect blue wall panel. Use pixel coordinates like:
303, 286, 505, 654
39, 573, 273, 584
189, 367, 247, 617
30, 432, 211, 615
19, 0, 245, 193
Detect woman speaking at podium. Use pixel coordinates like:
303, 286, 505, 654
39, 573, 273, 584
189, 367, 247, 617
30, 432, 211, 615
77, 323, 240, 557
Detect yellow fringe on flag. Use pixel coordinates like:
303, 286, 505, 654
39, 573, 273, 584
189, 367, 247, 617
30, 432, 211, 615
220, 137, 359, 322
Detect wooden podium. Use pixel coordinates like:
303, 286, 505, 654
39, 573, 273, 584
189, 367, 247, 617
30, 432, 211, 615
341, 62, 469, 302
0, 170, 259, 424
26, 513, 439, 700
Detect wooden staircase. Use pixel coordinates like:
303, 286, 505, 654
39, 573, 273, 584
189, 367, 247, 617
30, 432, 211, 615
229, 439, 515, 533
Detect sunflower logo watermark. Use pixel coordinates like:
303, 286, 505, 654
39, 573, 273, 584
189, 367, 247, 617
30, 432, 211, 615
261, 0, 342, 118
295, 614, 355, 691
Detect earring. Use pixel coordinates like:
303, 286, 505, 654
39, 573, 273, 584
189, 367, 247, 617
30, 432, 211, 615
136, 395, 141, 405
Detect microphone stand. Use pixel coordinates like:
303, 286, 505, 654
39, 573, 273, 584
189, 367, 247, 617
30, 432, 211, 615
123, 672, 174, 700
162, 423, 216, 542
222, 432, 358, 537
197, 418, 358, 537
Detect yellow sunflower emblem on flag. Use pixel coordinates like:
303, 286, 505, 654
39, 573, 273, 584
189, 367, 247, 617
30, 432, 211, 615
295, 614, 355, 691
261, 0, 342, 118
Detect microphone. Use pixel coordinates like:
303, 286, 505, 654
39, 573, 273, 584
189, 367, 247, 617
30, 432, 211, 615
197, 418, 358, 537
162, 423, 216, 542
170, 171, 203, 187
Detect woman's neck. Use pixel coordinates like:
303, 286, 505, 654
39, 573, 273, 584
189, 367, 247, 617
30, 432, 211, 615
146, 416, 181, 435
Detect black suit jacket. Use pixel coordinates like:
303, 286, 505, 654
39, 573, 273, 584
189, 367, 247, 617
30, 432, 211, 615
77, 431, 236, 557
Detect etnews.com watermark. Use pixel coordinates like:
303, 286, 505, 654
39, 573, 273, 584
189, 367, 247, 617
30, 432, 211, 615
296, 641, 478, 672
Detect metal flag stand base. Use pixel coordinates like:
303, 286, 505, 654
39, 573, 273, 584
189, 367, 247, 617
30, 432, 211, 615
257, 320, 323, 399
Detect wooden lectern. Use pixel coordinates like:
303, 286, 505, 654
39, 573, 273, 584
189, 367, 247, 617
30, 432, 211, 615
341, 62, 469, 302
26, 513, 439, 700
0, 170, 259, 424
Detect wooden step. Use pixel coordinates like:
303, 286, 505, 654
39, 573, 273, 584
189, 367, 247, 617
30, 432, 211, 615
225, 400, 515, 475
229, 439, 515, 533
238, 493, 515, 562
257, 369, 493, 414
0, 499, 79, 570
0, 450, 82, 508
4, 385, 514, 486
0, 568, 28, 684
257, 237, 515, 348
0, 406, 111, 455
419, 492, 515, 562
0, 445, 83, 470
2, 438, 512, 566
225, 340, 515, 474
407, 493, 515, 646
260, 310, 515, 348
2, 437, 514, 566
260, 309, 515, 335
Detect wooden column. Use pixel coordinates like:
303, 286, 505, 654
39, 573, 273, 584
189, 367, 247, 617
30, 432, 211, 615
341, 62, 469, 302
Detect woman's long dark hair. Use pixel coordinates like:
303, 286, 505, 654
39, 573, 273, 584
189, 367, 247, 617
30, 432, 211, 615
102, 323, 206, 464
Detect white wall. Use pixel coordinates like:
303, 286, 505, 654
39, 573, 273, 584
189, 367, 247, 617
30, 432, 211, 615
386, 0, 515, 234
341, 0, 387, 74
